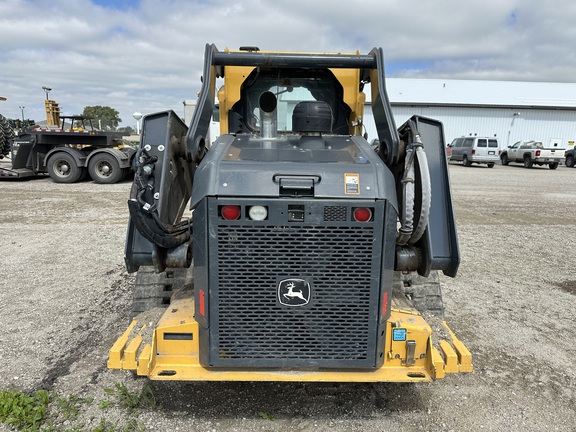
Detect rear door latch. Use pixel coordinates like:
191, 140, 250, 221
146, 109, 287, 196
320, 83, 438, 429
274, 174, 320, 197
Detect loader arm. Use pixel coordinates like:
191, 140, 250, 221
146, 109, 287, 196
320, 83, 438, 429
124, 111, 194, 273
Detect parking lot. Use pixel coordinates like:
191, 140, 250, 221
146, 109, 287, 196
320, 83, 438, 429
0, 162, 575, 431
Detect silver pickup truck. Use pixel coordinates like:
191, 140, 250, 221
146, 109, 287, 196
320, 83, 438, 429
500, 140, 563, 169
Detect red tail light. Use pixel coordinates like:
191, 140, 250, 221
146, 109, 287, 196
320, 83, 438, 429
353, 207, 373, 222
472, 149, 476, 155
381, 290, 389, 317
221, 205, 241, 220
198, 289, 206, 316
535, 150, 541, 157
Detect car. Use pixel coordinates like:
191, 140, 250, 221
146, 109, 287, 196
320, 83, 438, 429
448, 136, 500, 167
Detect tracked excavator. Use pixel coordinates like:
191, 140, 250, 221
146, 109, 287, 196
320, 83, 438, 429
108, 44, 472, 382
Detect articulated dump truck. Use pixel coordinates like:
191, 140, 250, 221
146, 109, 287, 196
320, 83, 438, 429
108, 44, 472, 382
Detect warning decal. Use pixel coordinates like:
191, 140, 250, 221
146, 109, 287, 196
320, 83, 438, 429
344, 173, 360, 195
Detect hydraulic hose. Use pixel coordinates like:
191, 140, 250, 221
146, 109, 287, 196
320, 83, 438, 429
397, 146, 416, 246
409, 146, 431, 244
128, 149, 191, 249
397, 120, 431, 245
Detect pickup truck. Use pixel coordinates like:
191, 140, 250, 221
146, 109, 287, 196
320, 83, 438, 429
500, 140, 563, 169
564, 148, 575, 167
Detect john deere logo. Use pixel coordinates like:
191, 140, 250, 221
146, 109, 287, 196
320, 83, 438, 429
278, 279, 311, 307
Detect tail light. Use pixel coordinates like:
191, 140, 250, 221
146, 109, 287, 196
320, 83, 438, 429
353, 207, 373, 222
221, 205, 241, 220
535, 150, 541, 157
472, 149, 476, 155
248, 205, 268, 221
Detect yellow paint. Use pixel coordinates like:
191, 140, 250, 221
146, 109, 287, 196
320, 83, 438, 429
108, 295, 472, 382
217, 49, 365, 136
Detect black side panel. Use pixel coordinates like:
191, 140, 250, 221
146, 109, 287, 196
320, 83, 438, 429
401, 116, 460, 277
10, 138, 34, 170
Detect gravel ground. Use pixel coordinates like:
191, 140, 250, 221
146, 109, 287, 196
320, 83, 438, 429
0, 161, 575, 431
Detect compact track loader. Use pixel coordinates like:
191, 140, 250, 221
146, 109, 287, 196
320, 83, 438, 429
108, 44, 472, 382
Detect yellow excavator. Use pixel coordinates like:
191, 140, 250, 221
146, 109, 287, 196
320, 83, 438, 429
108, 44, 472, 382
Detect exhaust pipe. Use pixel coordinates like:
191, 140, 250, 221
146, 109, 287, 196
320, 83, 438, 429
259, 91, 277, 142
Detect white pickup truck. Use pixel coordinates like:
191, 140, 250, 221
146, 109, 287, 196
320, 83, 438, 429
500, 140, 563, 169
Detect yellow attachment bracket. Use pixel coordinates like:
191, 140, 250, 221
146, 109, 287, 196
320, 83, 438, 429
108, 292, 472, 382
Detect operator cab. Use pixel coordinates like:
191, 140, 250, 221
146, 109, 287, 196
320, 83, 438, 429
228, 69, 351, 135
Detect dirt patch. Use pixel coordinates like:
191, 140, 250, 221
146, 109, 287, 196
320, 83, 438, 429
553, 280, 576, 295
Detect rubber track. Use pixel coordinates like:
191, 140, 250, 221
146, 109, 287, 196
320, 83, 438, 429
393, 270, 445, 319
132, 266, 192, 317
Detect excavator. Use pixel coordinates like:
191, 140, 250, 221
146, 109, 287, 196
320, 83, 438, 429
108, 44, 472, 382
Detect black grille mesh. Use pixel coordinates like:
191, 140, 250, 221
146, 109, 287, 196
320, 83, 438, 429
323, 205, 347, 221
214, 224, 376, 364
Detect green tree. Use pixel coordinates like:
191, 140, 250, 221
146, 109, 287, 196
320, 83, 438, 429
117, 125, 136, 135
81, 105, 121, 131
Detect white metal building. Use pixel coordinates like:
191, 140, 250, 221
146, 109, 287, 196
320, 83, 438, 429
364, 78, 576, 150
184, 78, 576, 152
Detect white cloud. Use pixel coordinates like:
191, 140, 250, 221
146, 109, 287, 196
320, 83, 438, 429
1, 0, 575, 126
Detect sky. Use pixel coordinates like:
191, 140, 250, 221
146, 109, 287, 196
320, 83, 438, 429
1, 0, 576, 128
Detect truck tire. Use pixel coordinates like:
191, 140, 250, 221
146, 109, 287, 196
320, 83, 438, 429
501, 153, 509, 165
0, 114, 13, 158
47, 152, 84, 183
88, 153, 123, 184
132, 266, 192, 318
566, 156, 574, 167
523, 156, 533, 168
549, 162, 559, 170
393, 271, 445, 320
462, 155, 472, 167
487, 163, 495, 168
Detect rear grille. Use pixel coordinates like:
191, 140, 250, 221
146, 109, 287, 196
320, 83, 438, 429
210, 214, 381, 367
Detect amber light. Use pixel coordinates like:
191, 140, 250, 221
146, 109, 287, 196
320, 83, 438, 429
353, 207, 373, 222
221, 205, 241, 220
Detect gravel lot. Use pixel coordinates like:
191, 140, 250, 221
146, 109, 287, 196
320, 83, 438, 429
0, 161, 575, 431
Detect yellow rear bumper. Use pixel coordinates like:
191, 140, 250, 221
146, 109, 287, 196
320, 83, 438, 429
108, 292, 472, 382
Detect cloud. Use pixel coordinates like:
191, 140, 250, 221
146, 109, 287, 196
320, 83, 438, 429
1, 0, 575, 126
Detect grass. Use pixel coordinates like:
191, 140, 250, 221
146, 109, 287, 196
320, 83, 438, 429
0, 389, 49, 430
102, 383, 156, 411
0, 383, 153, 431
54, 394, 93, 420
